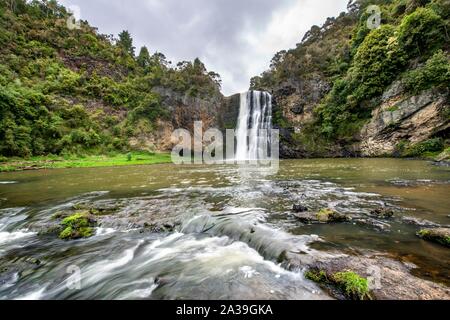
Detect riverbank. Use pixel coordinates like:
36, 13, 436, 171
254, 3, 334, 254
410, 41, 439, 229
0, 152, 172, 172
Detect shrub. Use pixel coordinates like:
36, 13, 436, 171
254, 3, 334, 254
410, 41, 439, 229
403, 50, 450, 94
398, 7, 445, 58
403, 138, 445, 157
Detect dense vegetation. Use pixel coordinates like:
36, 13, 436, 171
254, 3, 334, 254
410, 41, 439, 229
0, 0, 221, 158
251, 0, 449, 154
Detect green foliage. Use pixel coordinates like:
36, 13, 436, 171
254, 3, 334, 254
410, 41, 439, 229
254, 0, 449, 151
137, 46, 151, 69
0, 1, 221, 158
398, 7, 445, 58
305, 270, 328, 283
401, 138, 445, 157
353, 25, 407, 97
403, 50, 450, 94
117, 30, 135, 56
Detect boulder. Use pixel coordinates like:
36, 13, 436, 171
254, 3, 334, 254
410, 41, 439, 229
294, 208, 350, 224
417, 228, 450, 247
369, 208, 394, 219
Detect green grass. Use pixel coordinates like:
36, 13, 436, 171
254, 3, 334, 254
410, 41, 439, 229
0, 152, 172, 172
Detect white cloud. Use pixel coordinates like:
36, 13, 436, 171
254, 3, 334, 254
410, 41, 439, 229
60, 0, 348, 96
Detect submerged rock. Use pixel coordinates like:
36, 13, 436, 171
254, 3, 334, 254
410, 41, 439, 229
417, 228, 450, 248
292, 204, 308, 213
354, 218, 391, 232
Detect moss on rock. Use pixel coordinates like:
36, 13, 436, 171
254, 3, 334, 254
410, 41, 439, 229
59, 212, 96, 240
316, 209, 349, 223
305, 268, 371, 300
332, 271, 371, 300
417, 228, 450, 247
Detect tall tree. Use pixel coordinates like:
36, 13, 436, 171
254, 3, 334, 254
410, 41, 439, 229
193, 58, 206, 74
137, 46, 151, 69
117, 30, 135, 56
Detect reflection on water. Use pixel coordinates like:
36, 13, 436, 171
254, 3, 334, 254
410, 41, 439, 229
0, 159, 449, 299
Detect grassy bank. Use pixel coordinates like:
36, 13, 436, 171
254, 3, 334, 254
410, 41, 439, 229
0, 152, 172, 172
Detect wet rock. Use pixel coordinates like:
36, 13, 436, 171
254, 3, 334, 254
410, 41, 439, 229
292, 204, 308, 213
0, 256, 43, 286
369, 208, 394, 219
73, 201, 123, 216
401, 216, 441, 228
417, 228, 450, 248
299, 252, 450, 300
294, 209, 350, 224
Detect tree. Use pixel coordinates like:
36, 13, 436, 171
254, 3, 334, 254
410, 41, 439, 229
151, 52, 169, 68
117, 30, 135, 56
137, 46, 151, 69
193, 58, 206, 75
208, 71, 222, 88
270, 50, 287, 70
398, 8, 445, 58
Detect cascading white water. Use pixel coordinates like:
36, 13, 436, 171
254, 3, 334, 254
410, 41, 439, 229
235, 91, 272, 161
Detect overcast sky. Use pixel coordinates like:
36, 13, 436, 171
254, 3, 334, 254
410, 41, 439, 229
60, 0, 349, 96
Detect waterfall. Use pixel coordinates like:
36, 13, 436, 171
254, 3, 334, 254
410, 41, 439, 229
235, 90, 272, 161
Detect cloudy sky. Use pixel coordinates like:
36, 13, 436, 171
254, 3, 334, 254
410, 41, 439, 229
60, 0, 349, 95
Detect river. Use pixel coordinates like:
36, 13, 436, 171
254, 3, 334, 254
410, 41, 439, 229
0, 158, 449, 299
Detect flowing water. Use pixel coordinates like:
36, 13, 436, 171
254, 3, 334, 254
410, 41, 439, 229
0, 159, 449, 300
235, 91, 272, 161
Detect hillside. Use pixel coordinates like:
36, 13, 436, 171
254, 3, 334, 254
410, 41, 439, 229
0, 0, 223, 159
251, 0, 449, 159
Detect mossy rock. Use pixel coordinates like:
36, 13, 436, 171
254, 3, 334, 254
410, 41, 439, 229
305, 269, 371, 300
305, 269, 328, 283
417, 228, 450, 248
316, 209, 349, 223
59, 212, 96, 240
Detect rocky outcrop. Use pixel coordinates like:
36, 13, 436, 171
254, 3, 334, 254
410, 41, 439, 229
271, 75, 331, 126
359, 83, 449, 156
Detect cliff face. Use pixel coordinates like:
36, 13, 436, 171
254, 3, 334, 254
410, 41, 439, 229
359, 83, 449, 156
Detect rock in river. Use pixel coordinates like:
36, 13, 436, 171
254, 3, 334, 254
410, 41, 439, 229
293, 208, 350, 224
417, 228, 450, 248
292, 204, 308, 213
